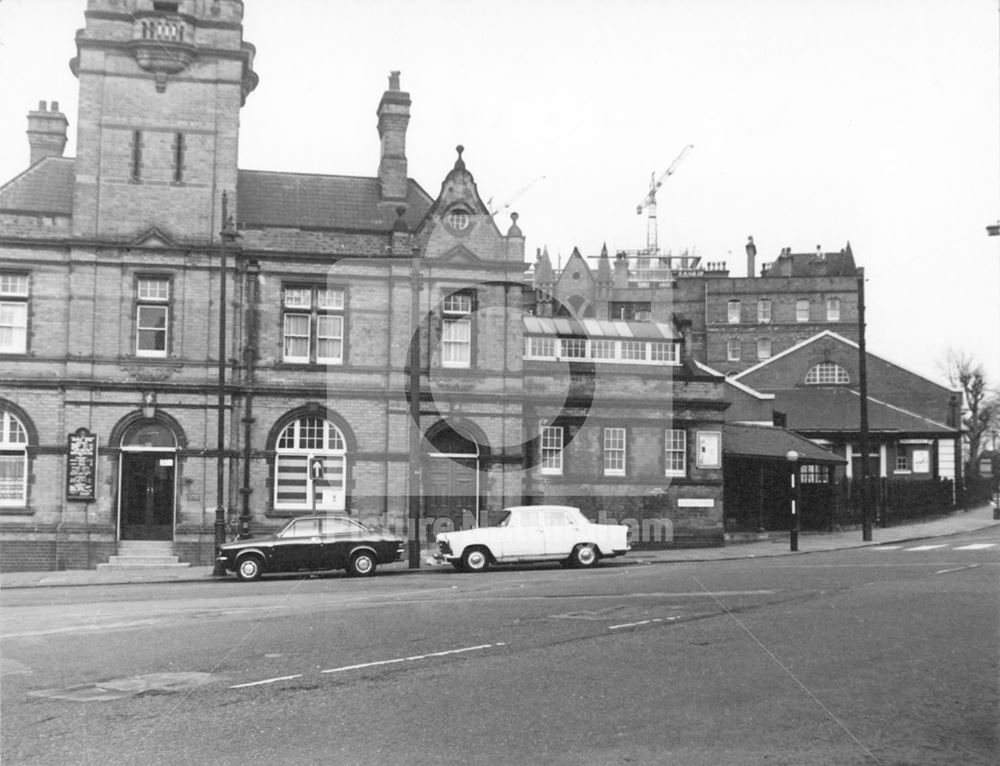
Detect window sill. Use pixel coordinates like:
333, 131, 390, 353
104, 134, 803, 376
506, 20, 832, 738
0, 506, 34, 515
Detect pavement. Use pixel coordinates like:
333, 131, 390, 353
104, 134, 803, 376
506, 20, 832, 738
2, 503, 997, 589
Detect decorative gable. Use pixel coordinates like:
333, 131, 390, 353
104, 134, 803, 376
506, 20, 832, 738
439, 244, 481, 264
130, 226, 180, 249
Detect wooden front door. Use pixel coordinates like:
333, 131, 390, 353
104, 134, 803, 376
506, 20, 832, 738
425, 456, 479, 531
121, 452, 175, 540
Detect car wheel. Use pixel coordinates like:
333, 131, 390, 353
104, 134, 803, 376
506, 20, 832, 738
236, 554, 263, 582
571, 543, 598, 568
461, 547, 490, 573
347, 550, 377, 577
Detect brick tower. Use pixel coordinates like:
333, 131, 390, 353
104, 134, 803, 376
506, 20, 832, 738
69, 0, 257, 242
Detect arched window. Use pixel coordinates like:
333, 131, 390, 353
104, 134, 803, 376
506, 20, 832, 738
805, 362, 850, 385
274, 417, 347, 511
0, 408, 28, 506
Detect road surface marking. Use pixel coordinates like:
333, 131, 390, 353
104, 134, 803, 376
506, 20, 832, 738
953, 543, 997, 550
905, 544, 948, 551
230, 674, 303, 689
935, 564, 982, 575
322, 643, 505, 675
870, 545, 903, 550
609, 616, 680, 630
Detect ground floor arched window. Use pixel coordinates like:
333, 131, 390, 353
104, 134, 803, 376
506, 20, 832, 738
274, 416, 347, 511
0, 408, 28, 506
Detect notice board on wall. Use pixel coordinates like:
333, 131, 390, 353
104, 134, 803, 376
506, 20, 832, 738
67, 428, 98, 502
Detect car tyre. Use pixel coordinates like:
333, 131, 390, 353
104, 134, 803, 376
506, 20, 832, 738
347, 550, 377, 577
461, 547, 490, 573
571, 543, 599, 568
236, 554, 263, 582
451, 561, 465, 572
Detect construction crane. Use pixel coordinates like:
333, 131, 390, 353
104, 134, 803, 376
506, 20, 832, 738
488, 175, 546, 216
636, 144, 693, 253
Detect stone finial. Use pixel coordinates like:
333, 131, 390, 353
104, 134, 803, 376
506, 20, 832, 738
454, 144, 465, 171
389, 70, 401, 90
392, 206, 408, 233
507, 212, 522, 238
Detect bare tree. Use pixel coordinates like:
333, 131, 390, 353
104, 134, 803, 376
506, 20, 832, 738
940, 349, 999, 476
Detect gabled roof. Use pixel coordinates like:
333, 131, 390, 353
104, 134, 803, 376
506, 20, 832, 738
236, 170, 432, 231
0, 157, 74, 215
733, 330, 959, 392
774, 388, 957, 434
693, 360, 774, 400
723, 423, 846, 464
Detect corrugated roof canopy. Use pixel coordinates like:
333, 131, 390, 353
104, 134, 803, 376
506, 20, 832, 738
523, 316, 680, 340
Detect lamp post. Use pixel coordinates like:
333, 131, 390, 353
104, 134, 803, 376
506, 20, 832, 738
786, 450, 800, 552
212, 194, 238, 576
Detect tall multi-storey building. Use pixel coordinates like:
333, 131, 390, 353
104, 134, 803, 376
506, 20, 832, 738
1, 0, 733, 570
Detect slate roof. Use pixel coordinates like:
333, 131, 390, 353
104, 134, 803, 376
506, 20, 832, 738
0, 161, 435, 232
236, 170, 432, 231
723, 423, 846, 464
773, 388, 956, 434
0, 157, 74, 215
763, 247, 857, 277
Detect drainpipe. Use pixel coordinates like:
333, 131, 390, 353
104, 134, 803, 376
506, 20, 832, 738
239, 258, 259, 537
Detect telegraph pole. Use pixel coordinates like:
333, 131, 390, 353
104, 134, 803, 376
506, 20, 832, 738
858, 269, 873, 541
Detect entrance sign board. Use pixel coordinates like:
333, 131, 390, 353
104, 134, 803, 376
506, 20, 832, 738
67, 428, 98, 501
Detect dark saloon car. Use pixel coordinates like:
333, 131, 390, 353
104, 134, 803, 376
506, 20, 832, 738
215, 515, 406, 581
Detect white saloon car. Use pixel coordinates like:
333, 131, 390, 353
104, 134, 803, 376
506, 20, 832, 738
435, 505, 631, 572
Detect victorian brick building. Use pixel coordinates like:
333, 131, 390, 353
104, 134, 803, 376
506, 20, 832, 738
0, 0, 734, 570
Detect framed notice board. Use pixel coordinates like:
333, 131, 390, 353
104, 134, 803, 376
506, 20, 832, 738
67, 428, 98, 501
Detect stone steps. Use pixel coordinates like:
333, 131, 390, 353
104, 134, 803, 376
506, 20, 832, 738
97, 541, 190, 570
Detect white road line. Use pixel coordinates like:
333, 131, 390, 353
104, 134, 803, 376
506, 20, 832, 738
609, 616, 680, 630
935, 565, 981, 575
230, 674, 303, 689
954, 543, 998, 550
321, 642, 505, 675
905, 544, 948, 551
870, 545, 903, 551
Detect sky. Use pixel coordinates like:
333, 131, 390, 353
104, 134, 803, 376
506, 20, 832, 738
1, 0, 998, 388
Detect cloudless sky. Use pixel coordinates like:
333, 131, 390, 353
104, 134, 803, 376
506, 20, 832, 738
1, 0, 998, 388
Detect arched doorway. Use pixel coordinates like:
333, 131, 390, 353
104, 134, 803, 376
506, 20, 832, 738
119, 421, 177, 540
424, 422, 482, 531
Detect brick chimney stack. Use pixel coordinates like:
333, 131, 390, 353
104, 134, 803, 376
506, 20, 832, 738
745, 235, 757, 278
376, 71, 411, 203
26, 101, 69, 166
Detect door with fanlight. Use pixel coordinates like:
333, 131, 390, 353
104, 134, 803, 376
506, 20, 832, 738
119, 421, 177, 541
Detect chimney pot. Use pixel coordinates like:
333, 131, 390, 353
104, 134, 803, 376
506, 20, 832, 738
26, 99, 69, 166
377, 71, 411, 201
